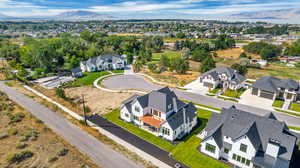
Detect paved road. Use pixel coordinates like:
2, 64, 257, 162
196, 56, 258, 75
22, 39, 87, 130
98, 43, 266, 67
88, 115, 188, 168
103, 75, 300, 127
0, 82, 142, 168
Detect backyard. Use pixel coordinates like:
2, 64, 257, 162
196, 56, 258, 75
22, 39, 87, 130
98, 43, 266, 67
102, 107, 230, 168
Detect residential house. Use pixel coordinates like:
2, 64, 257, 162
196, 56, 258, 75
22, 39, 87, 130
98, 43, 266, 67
251, 76, 300, 102
70, 67, 83, 78
199, 67, 246, 90
120, 87, 198, 141
199, 106, 297, 168
80, 53, 126, 72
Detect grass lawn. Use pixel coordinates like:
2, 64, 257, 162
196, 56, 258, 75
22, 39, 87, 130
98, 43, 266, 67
272, 99, 284, 108
221, 89, 245, 99
290, 103, 300, 112
275, 109, 300, 118
73, 71, 110, 86
103, 107, 229, 168
111, 69, 124, 74
208, 88, 221, 94
152, 50, 182, 61
288, 126, 300, 131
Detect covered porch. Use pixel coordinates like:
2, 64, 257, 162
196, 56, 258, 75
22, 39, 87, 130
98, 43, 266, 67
139, 114, 164, 135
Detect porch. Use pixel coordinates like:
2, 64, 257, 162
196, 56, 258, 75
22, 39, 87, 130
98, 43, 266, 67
139, 114, 164, 136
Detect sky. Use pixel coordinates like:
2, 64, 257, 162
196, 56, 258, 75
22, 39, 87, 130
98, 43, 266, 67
0, 0, 300, 18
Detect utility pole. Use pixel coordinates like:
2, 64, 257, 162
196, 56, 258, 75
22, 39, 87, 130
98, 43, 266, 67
82, 94, 87, 125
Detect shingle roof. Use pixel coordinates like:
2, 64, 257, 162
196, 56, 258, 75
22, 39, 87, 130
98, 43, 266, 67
71, 67, 82, 73
203, 106, 297, 161
201, 67, 246, 84
252, 76, 300, 92
81, 53, 125, 67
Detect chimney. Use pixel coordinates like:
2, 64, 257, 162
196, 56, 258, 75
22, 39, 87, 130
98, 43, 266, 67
173, 97, 178, 112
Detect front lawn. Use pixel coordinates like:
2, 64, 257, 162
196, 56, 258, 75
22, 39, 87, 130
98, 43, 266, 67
290, 103, 300, 112
103, 107, 229, 168
72, 71, 110, 86
111, 69, 124, 74
221, 89, 245, 99
272, 99, 284, 108
208, 88, 221, 94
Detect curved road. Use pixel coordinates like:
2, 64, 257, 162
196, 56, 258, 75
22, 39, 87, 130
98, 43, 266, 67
103, 74, 300, 127
0, 82, 142, 168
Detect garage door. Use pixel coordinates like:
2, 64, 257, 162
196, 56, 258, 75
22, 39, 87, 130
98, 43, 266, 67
260, 90, 274, 100
252, 88, 258, 95
203, 82, 213, 88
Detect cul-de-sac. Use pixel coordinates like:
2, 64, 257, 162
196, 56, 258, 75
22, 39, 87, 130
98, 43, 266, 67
1, 4, 300, 168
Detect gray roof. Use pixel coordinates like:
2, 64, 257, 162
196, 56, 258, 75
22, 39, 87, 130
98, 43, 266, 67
252, 76, 300, 93
203, 106, 297, 161
71, 67, 82, 73
166, 102, 197, 130
201, 67, 246, 84
122, 87, 197, 130
81, 53, 125, 66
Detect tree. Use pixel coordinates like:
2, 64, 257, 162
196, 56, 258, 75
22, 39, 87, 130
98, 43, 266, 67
133, 60, 143, 72
199, 56, 215, 73
231, 63, 248, 75
147, 62, 157, 73
295, 62, 300, 68
239, 52, 247, 58
126, 54, 134, 64
56, 88, 66, 99
159, 55, 169, 69
17, 65, 29, 78
170, 57, 189, 74
192, 48, 211, 62
181, 48, 191, 60
176, 32, 186, 39
260, 45, 281, 60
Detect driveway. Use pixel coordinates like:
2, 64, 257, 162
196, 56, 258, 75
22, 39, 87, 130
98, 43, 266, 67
239, 89, 274, 111
0, 82, 142, 168
102, 74, 300, 127
183, 78, 209, 95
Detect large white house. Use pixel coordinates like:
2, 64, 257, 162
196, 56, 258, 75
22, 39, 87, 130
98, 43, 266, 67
199, 67, 246, 90
120, 87, 198, 141
80, 53, 126, 72
199, 106, 297, 168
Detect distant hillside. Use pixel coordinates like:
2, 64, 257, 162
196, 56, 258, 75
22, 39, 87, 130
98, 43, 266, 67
0, 13, 10, 19
52, 11, 116, 21
231, 8, 300, 20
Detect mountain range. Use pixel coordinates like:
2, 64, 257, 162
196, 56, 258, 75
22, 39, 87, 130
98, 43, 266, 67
0, 8, 300, 23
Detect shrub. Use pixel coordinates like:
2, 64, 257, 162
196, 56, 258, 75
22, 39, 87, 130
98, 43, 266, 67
8, 128, 18, 135
7, 112, 25, 123
84, 106, 91, 113
16, 143, 27, 149
56, 88, 66, 99
22, 129, 39, 141
7, 150, 33, 163
35, 119, 43, 124
48, 156, 58, 162
0, 133, 9, 139
57, 148, 69, 157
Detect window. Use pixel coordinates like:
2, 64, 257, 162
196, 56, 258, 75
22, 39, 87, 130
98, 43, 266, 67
224, 148, 229, 154
205, 143, 216, 154
237, 155, 241, 162
246, 160, 251, 166
162, 127, 170, 136
125, 113, 129, 118
135, 106, 140, 113
241, 157, 246, 164
232, 154, 237, 160
133, 115, 139, 121
240, 143, 248, 153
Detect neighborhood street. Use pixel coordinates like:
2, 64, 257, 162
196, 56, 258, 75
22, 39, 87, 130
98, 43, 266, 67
0, 82, 142, 168
103, 74, 300, 127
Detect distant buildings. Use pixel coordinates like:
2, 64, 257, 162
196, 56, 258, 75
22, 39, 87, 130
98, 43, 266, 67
120, 87, 198, 141
80, 53, 126, 72
199, 106, 297, 168
199, 67, 246, 90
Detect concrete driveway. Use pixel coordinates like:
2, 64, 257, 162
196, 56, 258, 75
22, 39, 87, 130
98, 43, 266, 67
102, 74, 300, 127
183, 79, 209, 95
239, 89, 274, 111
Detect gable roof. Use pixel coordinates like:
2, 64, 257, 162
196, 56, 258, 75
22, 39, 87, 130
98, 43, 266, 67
252, 76, 300, 92
203, 106, 297, 161
81, 53, 125, 66
201, 67, 246, 84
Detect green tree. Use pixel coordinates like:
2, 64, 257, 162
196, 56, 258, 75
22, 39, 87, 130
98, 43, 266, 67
56, 88, 66, 99
147, 62, 157, 73
170, 57, 189, 74
231, 63, 248, 75
192, 48, 211, 62
199, 56, 216, 73
239, 52, 247, 58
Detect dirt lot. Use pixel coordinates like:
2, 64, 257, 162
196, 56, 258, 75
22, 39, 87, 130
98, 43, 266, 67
142, 69, 200, 87
65, 86, 137, 114
0, 91, 98, 168
216, 48, 260, 59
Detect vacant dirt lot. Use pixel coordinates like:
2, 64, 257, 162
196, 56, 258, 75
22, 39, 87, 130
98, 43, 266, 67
0, 91, 98, 168
65, 86, 137, 114
216, 48, 260, 59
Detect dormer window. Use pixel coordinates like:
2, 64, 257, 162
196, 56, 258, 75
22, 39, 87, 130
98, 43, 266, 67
240, 143, 247, 153
135, 106, 140, 113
